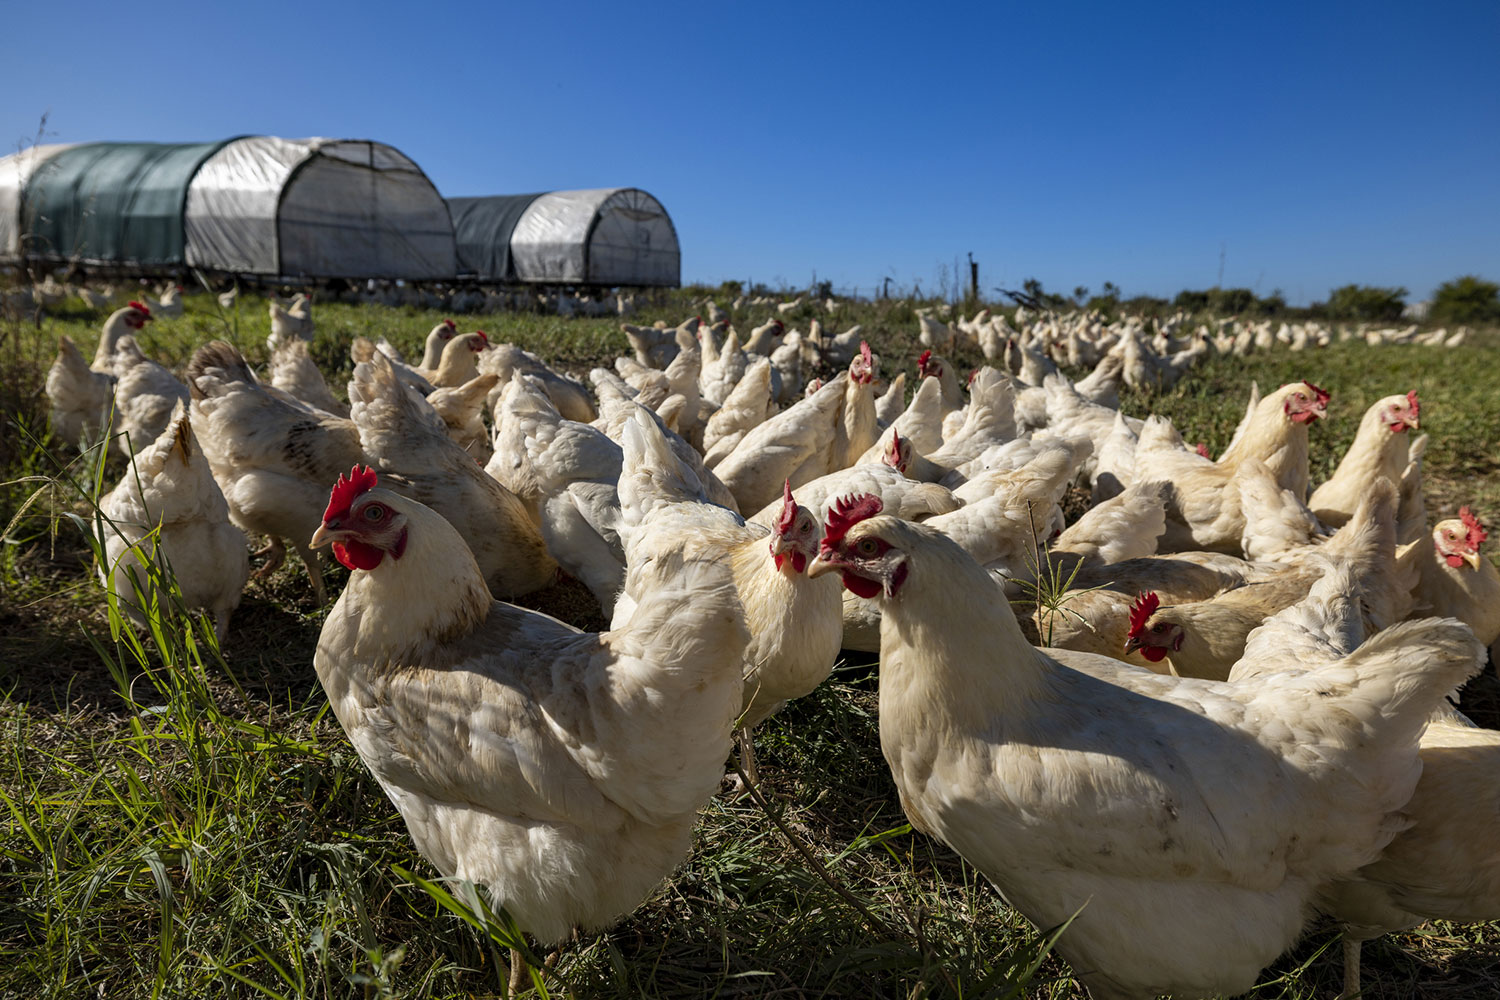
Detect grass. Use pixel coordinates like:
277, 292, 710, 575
1, 286, 1499, 998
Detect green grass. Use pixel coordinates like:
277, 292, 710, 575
2, 286, 1499, 998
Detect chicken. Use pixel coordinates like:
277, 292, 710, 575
46, 335, 116, 446
413, 330, 488, 388
98, 403, 248, 641
347, 349, 556, 598
833, 342, 878, 470
109, 335, 191, 456
425, 372, 498, 461
186, 340, 365, 604
269, 338, 348, 417
310, 466, 751, 980
1125, 479, 1409, 679
1148, 381, 1328, 553
808, 495, 1482, 1000
478, 341, 597, 423
748, 462, 961, 527
1308, 391, 1419, 527
617, 474, 842, 781
1398, 507, 1500, 652
266, 293, 313, 351
712, 374, 846, 514
93, 301, 154, 370
1229, 569, 1500, 999
702, 358, 775, 467
417, 319, 459, 369
149, 284, 184, 319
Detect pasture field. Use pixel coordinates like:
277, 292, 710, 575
1, 289, 1498, 999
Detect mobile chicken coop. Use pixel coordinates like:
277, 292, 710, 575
447, 188, 680, 287
0, 137, 457, 281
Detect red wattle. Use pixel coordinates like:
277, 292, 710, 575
1140, 646, 1169, 663
791, 550, 807, 574
841, 571, 883, 599
333, 539, 385, 571
1446, 554, 1466, 569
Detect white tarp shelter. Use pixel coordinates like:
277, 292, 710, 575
449, 187, 679, 286
0, 137, 457, 280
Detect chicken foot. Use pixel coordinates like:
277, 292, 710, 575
250, 536, 286, 578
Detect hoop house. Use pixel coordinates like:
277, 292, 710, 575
0, 137, 457, 280
448, 188, 679, 286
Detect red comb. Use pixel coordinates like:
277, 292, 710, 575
323, 465, 379, 523
127, 300, 150, 315
1460, 507, 1487, 550
917, 350, 932, 376
1195, 442, 1211, 459
443, 318, 457, 329
776, 480, 798, 534
882, 430, 904, 468
470, 330, 489, 350
1302, 381, 1330, 406
1406, 390, 1419, 417
860, 340, 871, 366
1127, 592, 1160, 638
823, 493, 884, 548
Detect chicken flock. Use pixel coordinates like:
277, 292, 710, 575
43, 289, 1500, 999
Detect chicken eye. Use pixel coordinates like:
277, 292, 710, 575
856, 538, 879, 556
363, 504, 386, 522
1151, 624, 1165, 633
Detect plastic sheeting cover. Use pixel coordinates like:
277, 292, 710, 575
0, 144, 77, 258
509, 187, 679, 286
184, 137, 456, 278
447, 194, 546, 281
18, 141, 229, 265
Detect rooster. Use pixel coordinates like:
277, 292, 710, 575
311, 467, 750, 989
809, 494, 1480, 1000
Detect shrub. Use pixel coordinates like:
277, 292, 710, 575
1429, 275, 1500, 325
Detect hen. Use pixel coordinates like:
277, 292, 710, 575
311, 467, 750, 985
1308, 391, 1419, 527
348, 350, 556, 598
99, 403, 249, 640
187, 340, 366, 604
46, 335, 116, 447
809, 495, 1480, 1000
109, 335, 191, 456
1398, 507, 1500, 653
1230, 568, 1500, 999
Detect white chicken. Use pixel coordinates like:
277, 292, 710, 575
46, 335, 116, 447
99, 404, 249, 641
109, 335, 191, 456
310, 466, 750, 986
809, 495, 1481, 1000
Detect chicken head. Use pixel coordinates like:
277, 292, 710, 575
1121, 591, 1181, 662
1381, 390, 1420, 434
807, 493, 907, 598
1435, 507, 1487, 571
311, 465, 409, 571
1282, 381, 1329, 424
770, 480, 822, 575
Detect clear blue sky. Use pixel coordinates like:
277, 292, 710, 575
6, 0, 1497, 304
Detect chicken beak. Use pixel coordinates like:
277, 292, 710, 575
309, 523, 339, 550
806, 553, 840, 579
1123, 636, 1141, 654
1464, 551, 1483, 571
1406, 414, 1421, 430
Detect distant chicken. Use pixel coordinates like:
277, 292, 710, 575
109, 336, 191, 456
149, 284, 184, 319
99, 404, 249, 641
709, 374, 847, 514
310, 467, 751, 988
425, 372, 498, 461
266, 293, 313, 352
46, 335, 116, 446
1308, 391, 1419, 527
187, 340, 365, 604
93, 301, 153, 371
413, 330, 488, 388
809, 495, 1481, 1000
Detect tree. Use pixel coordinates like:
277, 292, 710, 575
1429, 275, 1500, 325
1072, 285, 1090, 305
1325, 285, 1407, 322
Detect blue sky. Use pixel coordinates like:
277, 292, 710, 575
6, 1, 1497, 303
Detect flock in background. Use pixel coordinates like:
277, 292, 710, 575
32, 277, 1500, 999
